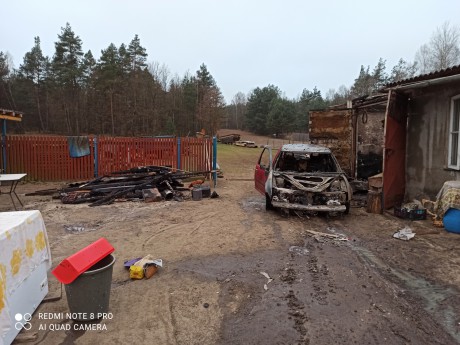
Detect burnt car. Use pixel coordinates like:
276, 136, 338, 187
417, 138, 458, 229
254, 144, 352, 214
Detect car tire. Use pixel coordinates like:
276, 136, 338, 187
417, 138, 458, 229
265, 194, 273, 211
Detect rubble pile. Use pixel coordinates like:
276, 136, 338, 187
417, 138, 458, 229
57, 166, 210, 206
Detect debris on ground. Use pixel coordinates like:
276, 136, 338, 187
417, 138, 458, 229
218, 133, 241, 144
305, 229, 349, 241
189, 179, 205, 188
42, 165, 213, 206
393, 226, 416, 241
127, 255, 163, 280
260, 271, 273, 291
64, 224, 98, 234
288, 246, 309, 255
394, 201, 427, 220
210, 191, 219, 198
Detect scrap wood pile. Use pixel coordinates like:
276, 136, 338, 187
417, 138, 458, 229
56, 166, 210, 207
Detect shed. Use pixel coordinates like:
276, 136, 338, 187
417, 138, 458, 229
382, 65, 460, 208
309, 94, 386, 179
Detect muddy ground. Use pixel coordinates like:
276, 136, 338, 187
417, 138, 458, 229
3, 130, 460, 344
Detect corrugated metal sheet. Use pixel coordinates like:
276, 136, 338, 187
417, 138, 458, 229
385, 64, 460, 88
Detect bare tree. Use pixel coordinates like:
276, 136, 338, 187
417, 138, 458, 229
0, 51, 17, 109
148, 61, 170, 91
231, 92, 246, 129
414, 44, 432, 74
389, 58, 418, 83
415, 22, 460, 74
326, 85, 350, 105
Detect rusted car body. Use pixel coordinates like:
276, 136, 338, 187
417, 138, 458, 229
254, 144, 352, 214
235, 140, 257, 148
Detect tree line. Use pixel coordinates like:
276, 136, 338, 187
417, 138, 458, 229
225, 21, 460, 136
0, 23, 225, 136
1, 22, 459, 137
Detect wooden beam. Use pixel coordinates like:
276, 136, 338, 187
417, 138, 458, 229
0, 114, 22, 122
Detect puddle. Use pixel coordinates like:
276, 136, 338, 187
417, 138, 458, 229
352, 245, 460, 342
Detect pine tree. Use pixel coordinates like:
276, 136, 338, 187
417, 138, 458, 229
19, 37, 48, 131
95, 43, 122, 135
127, 34, 147, 71
52, 23, 84, 87
195, 64, 224, 134
246, 85, 281, 135
51, 23, 84, 133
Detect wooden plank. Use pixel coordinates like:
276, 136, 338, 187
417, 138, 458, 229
0, 114, 22, 121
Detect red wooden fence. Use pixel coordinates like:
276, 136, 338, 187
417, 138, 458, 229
2, 135, 95, 181
0, 135, 213, 181
97, 136, 178, 175
180, 137, 213, 173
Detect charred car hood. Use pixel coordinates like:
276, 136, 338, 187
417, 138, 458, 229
275, 173, 341, 192
274, 172, 341, 192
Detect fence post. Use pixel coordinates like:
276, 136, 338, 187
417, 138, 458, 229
94, 136, 98, 177
1, 120, 6, 173
177, 137, 181, 170
212, 136, 217, 187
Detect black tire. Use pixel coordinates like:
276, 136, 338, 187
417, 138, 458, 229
265, 194, 274, 211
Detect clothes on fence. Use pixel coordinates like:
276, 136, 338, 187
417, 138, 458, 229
67, 136, 90, 157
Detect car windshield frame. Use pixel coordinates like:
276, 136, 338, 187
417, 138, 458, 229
274, 151, 339, 173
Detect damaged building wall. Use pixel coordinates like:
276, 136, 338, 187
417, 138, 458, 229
356, 112, 385, 178
309, 110, 353, 176
309, 109, 385, 179
405, 81, 460, 200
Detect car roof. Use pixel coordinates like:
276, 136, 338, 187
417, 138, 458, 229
280, 143, 331, 154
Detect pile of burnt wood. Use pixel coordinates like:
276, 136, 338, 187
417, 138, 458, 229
55, 166, 210, 207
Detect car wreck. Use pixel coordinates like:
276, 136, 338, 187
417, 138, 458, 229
254, 144, 352, 215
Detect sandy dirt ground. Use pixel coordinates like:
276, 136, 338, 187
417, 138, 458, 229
2, 129, 460, 344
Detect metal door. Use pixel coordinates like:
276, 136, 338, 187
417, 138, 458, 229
383, 90, 408, 209
254, 146, 272, 194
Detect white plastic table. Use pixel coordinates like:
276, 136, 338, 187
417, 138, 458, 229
0, 173, 27, 210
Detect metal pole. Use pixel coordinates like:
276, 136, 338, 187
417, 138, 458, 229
177, 137, 181, 170
2, 120, 6, 173
94, 136, 98, 177
212, 136, 217, 187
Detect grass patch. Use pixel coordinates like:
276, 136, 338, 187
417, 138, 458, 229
216, 144, 262, 178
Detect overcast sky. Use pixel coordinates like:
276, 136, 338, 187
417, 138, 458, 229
1, 0, 459, 103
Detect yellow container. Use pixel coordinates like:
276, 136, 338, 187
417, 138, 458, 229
129, 265, 144, 279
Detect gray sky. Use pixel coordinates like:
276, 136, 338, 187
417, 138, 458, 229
1, 0, 459, 103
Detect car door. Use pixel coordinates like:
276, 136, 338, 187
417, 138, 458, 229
254, 146, 272, 194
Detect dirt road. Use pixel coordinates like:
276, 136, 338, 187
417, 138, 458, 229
3, 136, 460, 344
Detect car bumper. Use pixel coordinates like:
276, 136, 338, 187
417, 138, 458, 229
271, 201, 346, 212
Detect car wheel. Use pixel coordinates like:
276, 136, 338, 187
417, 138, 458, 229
265, 194, 273, 211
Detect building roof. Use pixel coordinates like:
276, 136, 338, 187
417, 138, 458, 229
0, 109, 23, 122
385, 64, 460, 88
326, 93, 388, 112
